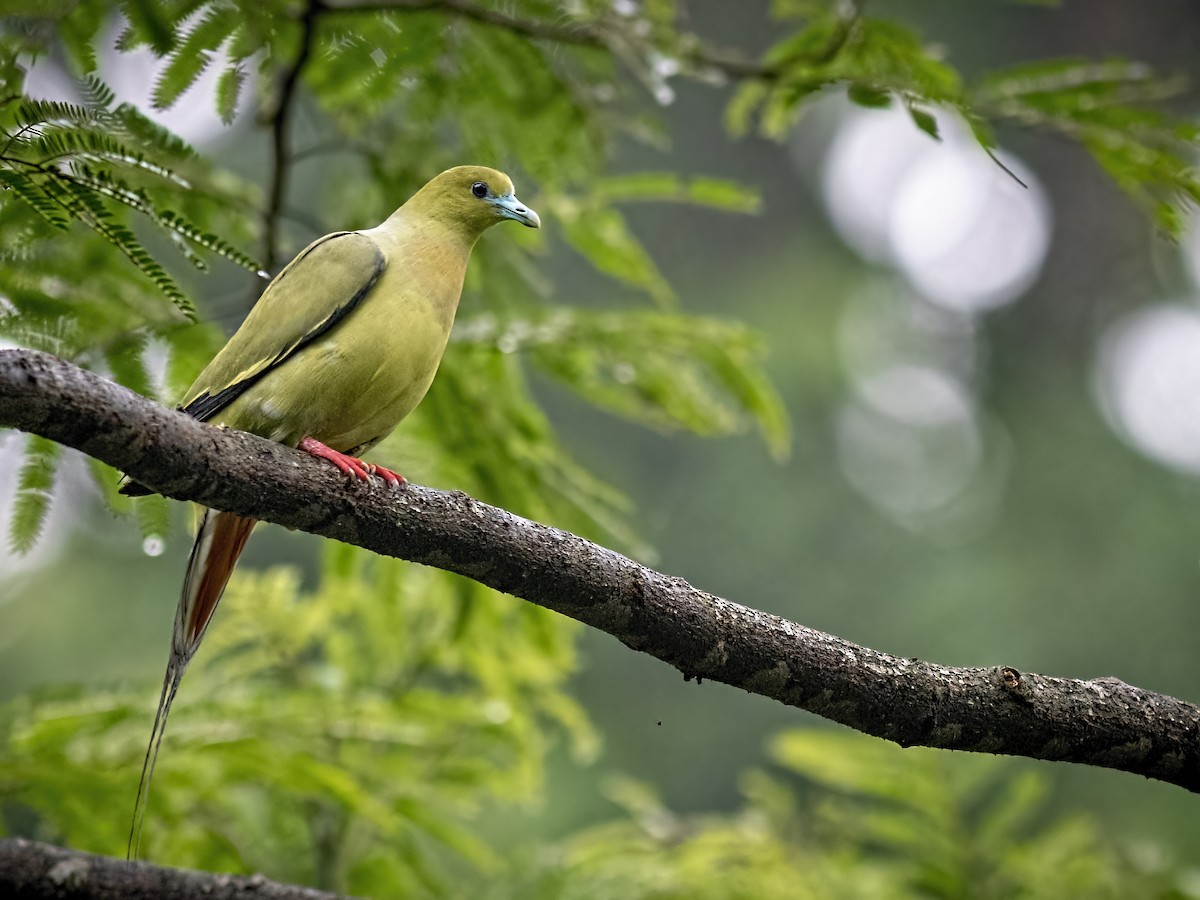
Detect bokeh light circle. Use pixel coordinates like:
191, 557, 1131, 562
838, 364, 983, 516
889, 148, 1050, 314
1097, 304, 1200, 476
821, 106, 934, 263
822, 104, 1052, 315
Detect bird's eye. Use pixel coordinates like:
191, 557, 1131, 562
471, 181, 488, 199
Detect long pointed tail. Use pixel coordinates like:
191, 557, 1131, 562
127, 508, 256, 860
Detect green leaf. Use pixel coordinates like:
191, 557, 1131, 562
215, 64, 245, 125
725, 81, 769, 137
118, 0, 182, 54
848, 83, 892, 108
57, 8, 105, 74
78, 73, 116, 109
50, 177, 195, 317
907, 104, 941, 139
741, 14, 964, 137
0, 170, 71, 230
556, 204, 676, 305
152, 8, 236, 110
157, 210, 262, 273
104, 333, 156, 398
86, 456, 133, 516
972, 58, 1200, 237
9, 435, 61, 554
593, 173, 761, 214
457, 309, 791, 460
133, 493, 170, 551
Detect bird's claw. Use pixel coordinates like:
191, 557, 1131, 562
364, 462, 406, 487
298, 437, 405, 487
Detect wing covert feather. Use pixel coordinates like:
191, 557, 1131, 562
180, 231, 385, 422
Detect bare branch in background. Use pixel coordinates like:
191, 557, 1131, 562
262, 0, 322, 272
0, 837, 344, 900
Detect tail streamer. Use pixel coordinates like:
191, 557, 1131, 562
127, 508, 257, 859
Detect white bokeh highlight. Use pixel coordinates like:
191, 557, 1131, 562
837, 381, 982, 517
1097, 304, 1200, 476
890, 149, 1050, 314
819, 101, 1054, 532
822, 105, 1052, 315
821, 106, 934, 263
24, 16, 252, 147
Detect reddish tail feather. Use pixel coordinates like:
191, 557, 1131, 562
127, 508, 256, 859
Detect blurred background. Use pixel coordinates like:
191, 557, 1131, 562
3, 0, 1200, 891
561, 0, 1200, 861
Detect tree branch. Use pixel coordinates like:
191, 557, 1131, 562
262, 0, 321, 273
2, 348, 1199, 792
0, 837, 344, 900
315, 0, 782, 82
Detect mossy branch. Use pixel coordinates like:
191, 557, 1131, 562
2, 348, 1199, 793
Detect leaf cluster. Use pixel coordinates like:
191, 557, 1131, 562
0, 71, 261, 318
4, 651, 1191, 896
974, 58, 1200, 235
2, 0, 792, 554
726, 3, 1199, 236
0, 543, 592, 894
0, 6, 789, 886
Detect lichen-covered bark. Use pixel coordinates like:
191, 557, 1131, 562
0, 837, 345, 900
2, 348, 1199, 792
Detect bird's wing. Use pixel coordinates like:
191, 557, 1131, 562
180, 230, 385, 422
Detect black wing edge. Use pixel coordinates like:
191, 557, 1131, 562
182, 234, 384, 423
118, 234, 384, 498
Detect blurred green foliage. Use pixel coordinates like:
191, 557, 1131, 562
1, 0, 1198, 895
506, 732, 1193, 899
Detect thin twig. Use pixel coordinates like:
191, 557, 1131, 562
316, 0, 780, 81
263, 0, 321, 273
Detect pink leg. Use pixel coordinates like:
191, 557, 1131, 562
298, 437, 406, 486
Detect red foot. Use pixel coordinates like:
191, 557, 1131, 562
298, 437, 406, 486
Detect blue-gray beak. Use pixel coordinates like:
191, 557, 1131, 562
490, 193, 540, 229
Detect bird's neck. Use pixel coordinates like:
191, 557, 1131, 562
371, 213, 476, 330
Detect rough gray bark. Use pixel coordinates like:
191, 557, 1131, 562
2, 347, 1199, 794
0, 837, 347, 900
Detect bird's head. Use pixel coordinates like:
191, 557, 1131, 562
406, 166, 540, 238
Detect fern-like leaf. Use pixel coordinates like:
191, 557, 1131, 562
9, 98, 100, 129
215, 64, 245, 125
117, 0, 182, 54
104, 333, 157, 398
0, 170, 71, 229
153, 8, 237, 110
457, 309, 791, 459
63, 164, 257, 273
9, 435, 61, 554
79, 73, 117, 110
26, 125, 142, 165
50, 178, 195, 318
161, 210, 261, 272
974, 58, 1200, 237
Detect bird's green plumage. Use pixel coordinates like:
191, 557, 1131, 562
179, 231, 384, 424
125, 167, 539, 857
177, 165, 537, 454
